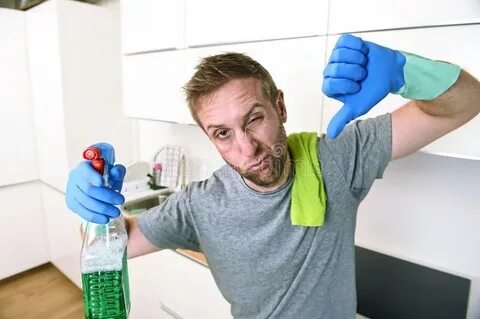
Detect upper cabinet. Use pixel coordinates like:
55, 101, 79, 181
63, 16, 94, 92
26, 0, 135, 191
122, 49, 195, 125
321, 25, 480, 160
121, 0, 185, 55
120, 0, 328, 53
185, 0, 328, 47
0, 9, 38, 187
121, 2, 480, 160
184, 37, 326, 134
329, 0, 480, 34
124, 37, 326, 131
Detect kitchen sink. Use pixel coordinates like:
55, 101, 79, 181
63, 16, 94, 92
121, 189, 174, 215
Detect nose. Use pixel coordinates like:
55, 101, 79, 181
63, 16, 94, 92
237, 131, 258, 159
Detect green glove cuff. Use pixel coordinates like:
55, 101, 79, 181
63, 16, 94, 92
393, 51, 461, 100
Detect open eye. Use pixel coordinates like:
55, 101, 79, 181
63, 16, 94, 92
215, 129, 231, 140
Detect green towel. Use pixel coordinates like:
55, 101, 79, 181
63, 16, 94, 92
287, 132, 327, 227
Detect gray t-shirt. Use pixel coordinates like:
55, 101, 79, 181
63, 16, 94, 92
138, 113, 392, 319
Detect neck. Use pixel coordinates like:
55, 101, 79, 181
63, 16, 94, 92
243, 151, 292, 192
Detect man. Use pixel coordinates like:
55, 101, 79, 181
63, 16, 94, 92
66, 34, 480, 318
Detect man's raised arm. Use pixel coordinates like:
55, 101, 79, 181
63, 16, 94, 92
322, 34, 480, 160
391, 70, 480, 160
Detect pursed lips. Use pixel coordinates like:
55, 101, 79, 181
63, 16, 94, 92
248, 154, 270, 170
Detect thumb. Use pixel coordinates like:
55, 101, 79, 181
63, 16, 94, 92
326, 104, 355, 139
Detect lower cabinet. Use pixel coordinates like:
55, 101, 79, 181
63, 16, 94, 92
128, 250, 232, 319
0, 182, 49, 280
40, 184, 83, 288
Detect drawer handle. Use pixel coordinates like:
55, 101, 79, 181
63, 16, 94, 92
159, 302, 183, 319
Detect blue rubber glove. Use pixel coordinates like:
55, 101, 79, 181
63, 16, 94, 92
65, 150, 126, 224
322, 34, 406, 138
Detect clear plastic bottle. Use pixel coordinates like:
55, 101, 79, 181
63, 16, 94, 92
153, 162, 163, 187
80, 144, 131, 319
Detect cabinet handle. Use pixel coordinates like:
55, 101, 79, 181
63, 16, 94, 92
159, 301, 183, 319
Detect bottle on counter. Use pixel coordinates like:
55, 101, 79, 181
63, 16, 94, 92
153, 162, 163, 187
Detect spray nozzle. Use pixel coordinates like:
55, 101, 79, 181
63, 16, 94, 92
82, 143, 116, 182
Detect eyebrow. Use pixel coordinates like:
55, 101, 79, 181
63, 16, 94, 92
206, 102, 264, 133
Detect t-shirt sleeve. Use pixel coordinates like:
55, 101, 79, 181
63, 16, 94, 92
321, 113, 392, 201
136, 188, 200, 252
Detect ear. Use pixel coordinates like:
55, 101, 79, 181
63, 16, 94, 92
275, 90, 287, 123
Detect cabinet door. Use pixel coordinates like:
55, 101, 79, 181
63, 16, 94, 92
185, 0, 328, 47
129, 250, 232, 319
0, 9, 38, 187
321, 25, 480, 159
184, 37, 326, 134
123, 50, 196, 125
121, 0, 185, 54
329, 0, 480, 34
0, 183, 49, 280
26, 1, 70, 191
40, 184, 82, 288
27, 0, 135, 190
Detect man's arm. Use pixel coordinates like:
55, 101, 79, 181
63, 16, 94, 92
391, 69, 480, 160
322, 34, 480, 152
124, 215, 161, 258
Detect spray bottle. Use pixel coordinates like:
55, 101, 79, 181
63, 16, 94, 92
80, 143, 131, 319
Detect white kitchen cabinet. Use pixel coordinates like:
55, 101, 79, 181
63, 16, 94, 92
129, 250, 232, 319
0, 183, 49, 280
125, 36, 326, 131
26, 0, 134, 192
121, 0, 185, 55
39, 184, 82, 288
329, 0, 480, 34
184, 37, 326, 134
0, 9, 38, 187
122, 50, 196, 125
185, 0, 328, 47
321, 25, 480, 160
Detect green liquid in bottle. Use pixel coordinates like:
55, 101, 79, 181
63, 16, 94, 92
82, 270, 129, 319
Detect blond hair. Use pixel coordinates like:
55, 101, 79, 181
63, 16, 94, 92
183, 52, 278, 126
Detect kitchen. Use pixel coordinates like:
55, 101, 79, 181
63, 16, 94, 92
0, 0, 479, 318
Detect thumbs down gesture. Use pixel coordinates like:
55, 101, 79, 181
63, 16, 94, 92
322, 34, 406, 139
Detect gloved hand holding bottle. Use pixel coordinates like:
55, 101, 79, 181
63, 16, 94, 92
66, 142, 131, 319
66, 143, 126, 224
322, 33, 461, 139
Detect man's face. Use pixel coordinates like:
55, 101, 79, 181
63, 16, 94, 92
197, 78, 289, 188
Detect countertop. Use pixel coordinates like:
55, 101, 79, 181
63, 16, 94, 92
176, 249, 208, 267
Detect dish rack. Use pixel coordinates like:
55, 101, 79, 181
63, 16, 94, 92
149, 145, 186, 191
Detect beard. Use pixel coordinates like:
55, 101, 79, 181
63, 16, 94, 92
227, 124, 289, 188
